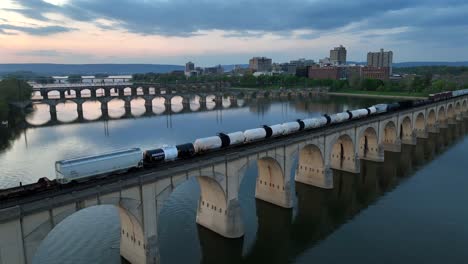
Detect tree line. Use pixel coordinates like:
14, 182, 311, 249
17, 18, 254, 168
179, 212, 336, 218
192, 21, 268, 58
0, 78, 33, 120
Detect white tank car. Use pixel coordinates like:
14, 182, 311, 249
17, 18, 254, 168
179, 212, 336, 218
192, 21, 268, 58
227, 131, 245, 145
349, 109, 369, 119
330, 112, 350, 124
244, 128, 267, 142
194, 136, 222, 153
373, 104, 388, 113
55, 148, 143, 183
282, 121, 301, 135
367, 106, 377, 114
162, 146, 179, 161
269, 124, 286, 137
302, 117, 328, 129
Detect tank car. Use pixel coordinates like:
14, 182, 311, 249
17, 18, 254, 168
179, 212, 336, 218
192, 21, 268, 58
144, 146, 178, 163
244, 128, 267, 142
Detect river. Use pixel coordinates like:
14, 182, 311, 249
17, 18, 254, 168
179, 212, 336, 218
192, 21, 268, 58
1, 95, 468, 264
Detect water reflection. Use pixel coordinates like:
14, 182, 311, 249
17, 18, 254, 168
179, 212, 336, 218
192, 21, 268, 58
164, 121, 468, 264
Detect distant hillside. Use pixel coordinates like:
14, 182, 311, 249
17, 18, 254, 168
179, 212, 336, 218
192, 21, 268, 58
0, 64, 185, 76
393, 62, 468, 67
348, 61, 468, 67
1, 62, 467, 76
0, 63, 251, 76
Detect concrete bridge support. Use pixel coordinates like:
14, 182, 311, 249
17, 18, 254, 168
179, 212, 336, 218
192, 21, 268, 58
145, 98, 153, 114
124, 100, 132, 117
229, 97, 238, 107
104, 88, 111, 97
40, 90, 48, 100
76, 102, 84, 121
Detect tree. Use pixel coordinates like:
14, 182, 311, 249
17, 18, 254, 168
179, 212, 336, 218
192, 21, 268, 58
67, 75, 82, 83
0, 78, 32, 120
0, 78, 33, 102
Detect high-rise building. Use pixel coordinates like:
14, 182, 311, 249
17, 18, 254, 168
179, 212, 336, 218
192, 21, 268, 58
367, 49, 393, 74
249, 57, 272, 72
185, 61, 195, 72
330, 45, 347, 65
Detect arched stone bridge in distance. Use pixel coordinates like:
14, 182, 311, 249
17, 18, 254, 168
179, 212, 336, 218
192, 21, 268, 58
1, 95, 468, 264
30, 88, 323, 128
31, 82, 326, 122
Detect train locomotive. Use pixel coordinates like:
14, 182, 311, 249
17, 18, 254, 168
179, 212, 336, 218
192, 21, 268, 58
53, 89, 468, 183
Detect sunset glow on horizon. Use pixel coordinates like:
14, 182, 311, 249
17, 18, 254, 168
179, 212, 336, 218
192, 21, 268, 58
1, 0, 468, 65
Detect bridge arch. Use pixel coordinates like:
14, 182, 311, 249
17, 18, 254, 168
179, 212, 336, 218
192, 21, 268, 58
383, 120, 397, 144
427, 109, 436, 126
29, 199, 146, 264
447, 103, 455, 121
80, 88, 92, 98
255, 156, 291, 208
295, 144, 330, 188
329, 134, 358, 173
123, 87, 132, 96
399, 116, 413, 144
438, 106, 446, 124
455, 102, 461, 115
358, 127, 382, 162
415, 113, 425, 132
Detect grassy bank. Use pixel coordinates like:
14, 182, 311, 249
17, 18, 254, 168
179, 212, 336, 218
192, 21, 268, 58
329, 89, 428, 100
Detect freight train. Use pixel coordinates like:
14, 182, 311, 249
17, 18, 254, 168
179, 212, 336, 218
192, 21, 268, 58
47, 88, 466, 183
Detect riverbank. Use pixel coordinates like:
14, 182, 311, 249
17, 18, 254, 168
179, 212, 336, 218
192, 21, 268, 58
329, 90, 427, 100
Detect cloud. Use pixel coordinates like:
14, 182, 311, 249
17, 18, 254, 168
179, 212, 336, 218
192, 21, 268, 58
6, 0, 467, 38
0, 24, 75, 35
16, 50, 62, 57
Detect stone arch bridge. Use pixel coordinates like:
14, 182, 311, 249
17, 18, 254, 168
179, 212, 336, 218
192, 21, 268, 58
1, 95, 467, 264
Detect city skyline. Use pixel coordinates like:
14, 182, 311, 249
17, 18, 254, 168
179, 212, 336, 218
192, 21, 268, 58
1, 0, 467, 65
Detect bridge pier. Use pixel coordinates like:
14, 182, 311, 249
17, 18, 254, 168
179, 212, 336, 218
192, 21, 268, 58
41, 90, 49, 100
295, 166, 333, 189
124, 100, 132, 116
104, 88, 111, 97
143, 87, 150, 96
131, 87, 137, 96
401, 133, 417, 145
144, 98, 153, 115
360, 144, 385, 163
182, 97, 190, 108
101, 101, 109, 118
229, 97, 238, 107
118, 88, 125, 97
427, 124, 440, 134
91, 89, 97, 98
77, 103, 84, 121
59, 90, 66, 99
75, 89, 82, 99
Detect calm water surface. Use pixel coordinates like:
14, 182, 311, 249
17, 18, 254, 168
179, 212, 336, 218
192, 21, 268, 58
1, 95, 467, 264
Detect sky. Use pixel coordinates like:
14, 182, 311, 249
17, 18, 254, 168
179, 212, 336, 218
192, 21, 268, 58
0, 0, 467, 66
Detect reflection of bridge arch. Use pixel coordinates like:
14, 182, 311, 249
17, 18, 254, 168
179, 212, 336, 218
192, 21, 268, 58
462, 100, 467, 112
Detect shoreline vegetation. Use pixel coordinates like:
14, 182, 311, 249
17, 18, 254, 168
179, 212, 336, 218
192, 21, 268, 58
0, 78, 32, 121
